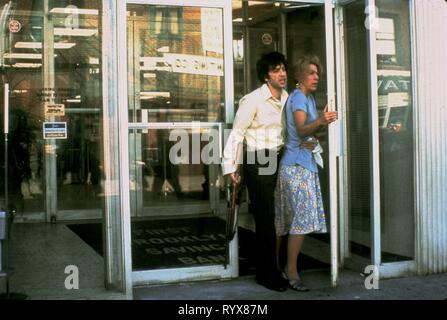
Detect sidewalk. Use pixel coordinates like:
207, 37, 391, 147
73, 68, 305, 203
133, 269, 447, 300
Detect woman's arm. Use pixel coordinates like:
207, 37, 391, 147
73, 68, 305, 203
294, 105, 337, 138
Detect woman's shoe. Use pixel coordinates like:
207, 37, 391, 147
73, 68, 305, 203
281, 270, 309, 292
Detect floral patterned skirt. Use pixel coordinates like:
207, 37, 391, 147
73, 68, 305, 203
274, 164, 327, 235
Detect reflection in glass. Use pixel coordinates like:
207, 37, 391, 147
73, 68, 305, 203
130, 128, 222, 212
128, 5, 225, 123
247, 1, 281, 22
376, 0, 414, 262
232, 0, 243, 22
233, 29, 245, 104
344, 0, 372, 261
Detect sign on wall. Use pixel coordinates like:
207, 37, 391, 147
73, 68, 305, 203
45, 104, 65, 117
43, 122, 67, 139
201, 8, 223, 54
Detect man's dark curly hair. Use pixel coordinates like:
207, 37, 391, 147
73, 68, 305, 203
256, 51, 287, 84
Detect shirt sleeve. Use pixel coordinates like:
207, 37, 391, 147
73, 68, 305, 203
221, 95, 257, 175
290, 93, 308, 114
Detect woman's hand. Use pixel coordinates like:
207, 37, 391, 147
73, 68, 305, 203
318, 104, 338, 126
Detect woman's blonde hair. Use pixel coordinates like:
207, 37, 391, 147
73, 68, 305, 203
293, 55, 323, 84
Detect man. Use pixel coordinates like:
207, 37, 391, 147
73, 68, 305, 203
222, 52, 288, 292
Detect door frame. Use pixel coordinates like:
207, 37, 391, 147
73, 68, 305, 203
324, 0, 339, 288
121, 0, 237, 286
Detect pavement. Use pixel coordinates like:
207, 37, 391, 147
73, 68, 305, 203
133, 268, 447, 300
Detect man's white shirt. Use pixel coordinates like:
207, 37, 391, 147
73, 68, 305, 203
222, 84, 288, 175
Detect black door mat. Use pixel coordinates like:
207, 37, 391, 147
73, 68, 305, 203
67, 217, 329, 274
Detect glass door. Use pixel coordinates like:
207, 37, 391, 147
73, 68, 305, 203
336, 0, 375, 274
126, 0, 236, 285
336, 0, 416, 278
0, 1, 103, 222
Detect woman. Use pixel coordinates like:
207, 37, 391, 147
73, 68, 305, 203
275, 55, 337, 291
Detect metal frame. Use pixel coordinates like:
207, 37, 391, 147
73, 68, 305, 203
123, 0, 237, 286
128, 121, 224, 158
334, 3, 350, 266
102, 0, 133, 298
133, 264, 237, 286
279, 11, 287, 56
223, 1, 236, 124
242, 2, 250, 96
324, 0, 339, 288
3, 83, 8, 212
271, 0, 324, 3
409, 0, 421, 276
43, 0, 57, 223
129, 122, 223, 129
365, 0, 381, 269
118, 0, 134, 297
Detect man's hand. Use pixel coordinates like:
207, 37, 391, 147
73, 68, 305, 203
226, 172, 241, 186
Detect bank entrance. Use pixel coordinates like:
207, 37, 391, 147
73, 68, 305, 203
0, 0, 416, 297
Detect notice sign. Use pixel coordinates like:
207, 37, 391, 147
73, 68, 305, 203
9, 20, 22, 33
45, 104, 65, 116
164, 54, 223, 77
43, 122, 67, 139
200, 8, 223, 54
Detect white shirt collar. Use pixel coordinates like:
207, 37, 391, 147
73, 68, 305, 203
260, 83, 288, 104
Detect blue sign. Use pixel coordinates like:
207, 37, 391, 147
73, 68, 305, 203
43, 122, 67, 139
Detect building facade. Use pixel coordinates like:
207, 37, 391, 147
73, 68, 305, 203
0, 0, 446, 299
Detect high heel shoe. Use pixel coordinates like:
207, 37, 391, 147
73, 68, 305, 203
281, 270, 309, 292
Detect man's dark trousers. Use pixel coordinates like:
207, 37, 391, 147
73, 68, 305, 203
243, 150, 281, 286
